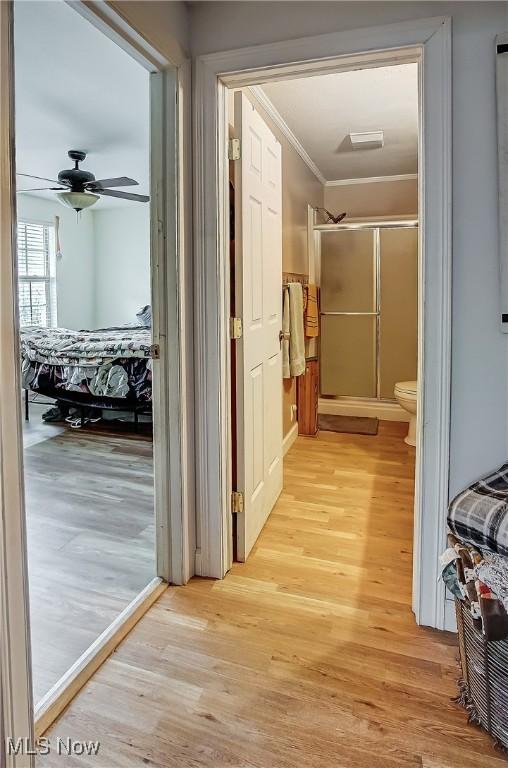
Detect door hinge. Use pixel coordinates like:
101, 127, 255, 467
230, 317, 243, 340
231, 491, 244, 514
149, 343, 161, 360
228, 138, 241, 161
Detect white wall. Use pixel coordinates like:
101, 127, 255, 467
16, 195, 150, 330
189, 2, 508, 498
16, 195, 95, 330
110, 0, 189, 63
93, 206, 151, 328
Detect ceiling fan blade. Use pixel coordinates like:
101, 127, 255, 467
96, 189, 149, 202
17, 187, 66, 192
86, 177, 139, 190
17, 173, 70, 187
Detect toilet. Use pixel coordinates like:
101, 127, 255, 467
394, 381, 418, 447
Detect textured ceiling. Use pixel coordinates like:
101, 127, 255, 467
260, 63, 418, 182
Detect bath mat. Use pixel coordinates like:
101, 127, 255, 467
318, 414, 379, 435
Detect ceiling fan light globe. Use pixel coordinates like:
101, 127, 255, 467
56, 191, 99, 212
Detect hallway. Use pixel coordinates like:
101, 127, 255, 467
40, 425, 502, 767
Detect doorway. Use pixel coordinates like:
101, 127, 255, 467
193, 17, 451, 631
14, 1, 158, 709
227, 57, 421, 601
1, 0, 190, 746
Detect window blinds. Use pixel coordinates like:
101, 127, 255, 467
17, 221, 54, 327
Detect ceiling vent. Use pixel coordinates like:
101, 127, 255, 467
349, 131, 384, 150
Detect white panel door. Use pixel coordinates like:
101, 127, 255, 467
234, 91, 283, 562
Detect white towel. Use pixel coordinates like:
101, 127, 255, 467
288, 282, 306, 377
282, 287, 291, 379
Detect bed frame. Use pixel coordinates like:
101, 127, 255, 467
24, 387, 152, 432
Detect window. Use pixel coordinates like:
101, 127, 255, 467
17, 220, 56, 327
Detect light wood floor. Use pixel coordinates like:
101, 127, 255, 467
24, 405, 155, 704
39, 424, 504, 767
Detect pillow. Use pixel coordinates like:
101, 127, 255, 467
136, 305, 151, 328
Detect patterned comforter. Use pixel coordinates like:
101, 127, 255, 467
21, 326, 152, 366
20, 326, 153, 402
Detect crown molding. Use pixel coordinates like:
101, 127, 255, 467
325, 173, 418, 187
244, 88, 418, 190
247, 85, 327, 186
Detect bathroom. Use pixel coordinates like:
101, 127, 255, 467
228, 60, 420, 569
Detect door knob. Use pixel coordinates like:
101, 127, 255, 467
279, 330, 290, 347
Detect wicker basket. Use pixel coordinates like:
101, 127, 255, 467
455, 598, 508, 751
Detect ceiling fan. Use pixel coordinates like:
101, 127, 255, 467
17, 150, 149, 212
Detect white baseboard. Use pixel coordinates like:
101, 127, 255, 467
283, 421, 299, 455
318, 397, 409, 422
444, 597, 457, 633
35, 578, 166, 736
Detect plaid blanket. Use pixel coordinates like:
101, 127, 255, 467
448, 463, 508, 557
21, 326, 152, 367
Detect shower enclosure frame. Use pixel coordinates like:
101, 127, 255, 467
315, 218, 419, 405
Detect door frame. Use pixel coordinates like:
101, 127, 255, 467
1, 0, 193, 755
193, 17, 452, 630
0, 4, 34, 763
70, 0, 194, 590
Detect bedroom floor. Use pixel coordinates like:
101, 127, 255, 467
23, 402, 155, 704
37, 423, 502, 768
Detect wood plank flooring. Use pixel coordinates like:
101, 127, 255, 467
23, 406, 155, 704
38, 424, 504, 767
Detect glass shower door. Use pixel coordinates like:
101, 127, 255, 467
320, 229, 377, 398
319, 225, 418, 401
378, 227, 418, 398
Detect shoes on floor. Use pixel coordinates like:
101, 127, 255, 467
42, 405, 65, 422
67, 413, 102, 429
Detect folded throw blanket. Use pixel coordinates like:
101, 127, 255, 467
476, 551, 508, 614
444, 534, 508, 641
448, 462, 508, 557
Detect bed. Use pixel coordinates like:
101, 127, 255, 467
21, 322, 154, 427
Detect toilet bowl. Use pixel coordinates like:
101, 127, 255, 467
394, 381, 418, 447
